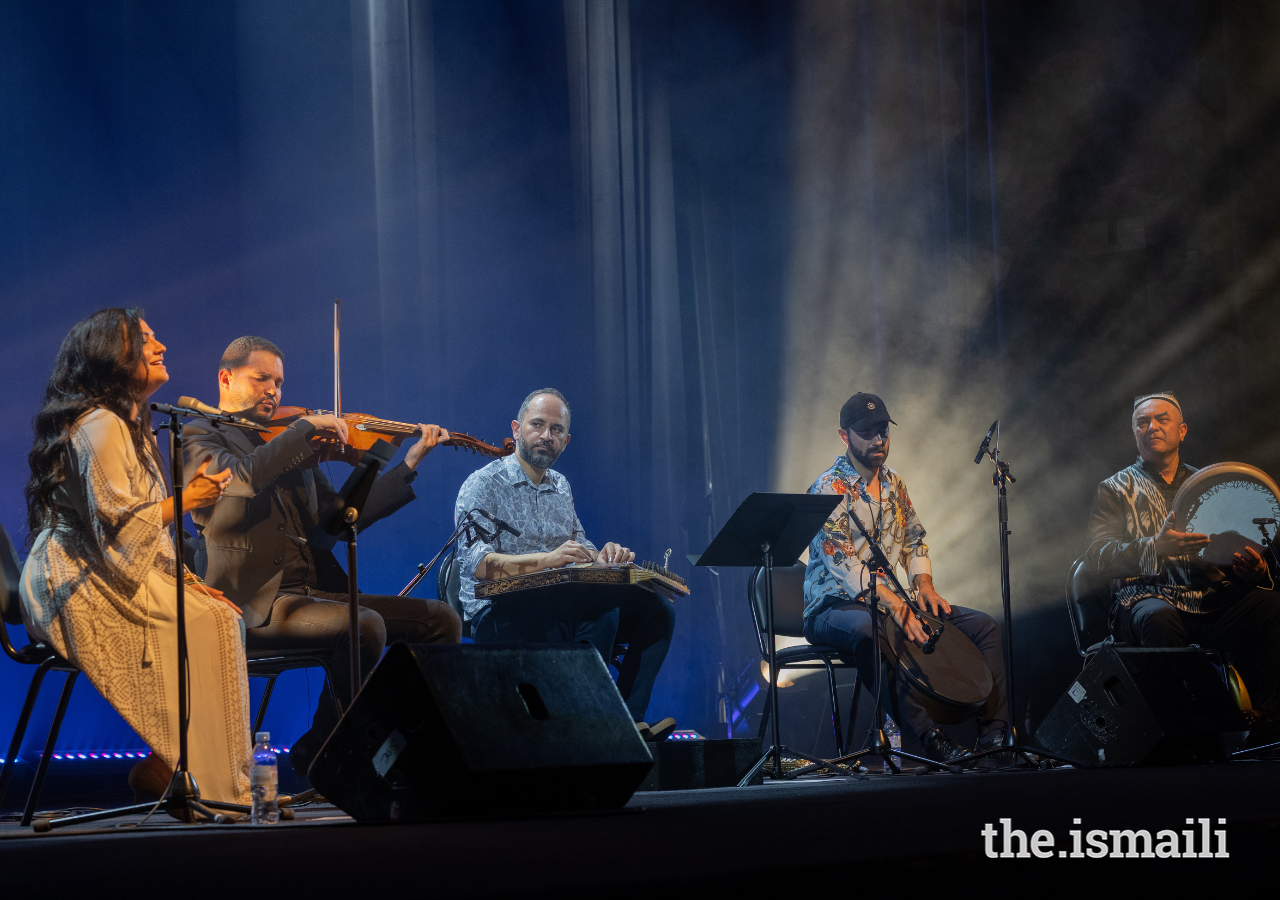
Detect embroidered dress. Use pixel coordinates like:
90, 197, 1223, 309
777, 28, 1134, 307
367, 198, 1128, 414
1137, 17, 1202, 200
19, 409, 252, 804
803, 454, 932, 620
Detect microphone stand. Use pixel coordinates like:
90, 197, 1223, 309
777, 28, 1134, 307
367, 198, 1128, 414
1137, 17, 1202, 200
38, 403, 268, 831
398, 509, 495, 598
1253, 519, 1280, 576
961, 422, 1075, 770
820, 502, 951, 775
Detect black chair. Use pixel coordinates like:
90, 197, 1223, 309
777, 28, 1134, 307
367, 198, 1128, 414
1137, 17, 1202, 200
245, 650, 341, 737
1065, 554, 1114, 661
0, 525, 82, 827
436, 546, 470, 639
747, 563, 861, 756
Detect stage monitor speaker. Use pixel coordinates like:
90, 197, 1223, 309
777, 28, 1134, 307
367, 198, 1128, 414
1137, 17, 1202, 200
1035, 645, 1247, 767
308, 642, 653, 822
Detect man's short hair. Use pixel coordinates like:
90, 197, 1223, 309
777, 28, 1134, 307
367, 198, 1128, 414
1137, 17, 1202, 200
220, 336, 284, 371
517, 388, 570, 429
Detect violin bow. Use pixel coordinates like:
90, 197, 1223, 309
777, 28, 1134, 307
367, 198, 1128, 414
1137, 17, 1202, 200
334, 298, 342, 419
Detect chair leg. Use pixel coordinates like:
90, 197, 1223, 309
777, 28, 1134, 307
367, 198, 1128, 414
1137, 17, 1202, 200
323, 664, 343, 716
824, 660, 844, 757
0, 658, 56, 809
252, 674, 278, 737
757, 677, 773, 741
845, 673, 862, 754
21, 670, 78, 827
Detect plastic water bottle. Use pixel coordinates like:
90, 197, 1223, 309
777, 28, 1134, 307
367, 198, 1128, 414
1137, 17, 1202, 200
251, 732, 280, 824
883, 717, 901, 773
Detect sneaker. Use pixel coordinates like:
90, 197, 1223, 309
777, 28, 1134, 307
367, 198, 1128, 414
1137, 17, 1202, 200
972, 725, 1013, 769
922, 727, 967, 763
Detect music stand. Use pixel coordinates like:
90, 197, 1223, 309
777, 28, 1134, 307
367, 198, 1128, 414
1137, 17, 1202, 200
694, 492, 852, 784
313, 438, 397, 701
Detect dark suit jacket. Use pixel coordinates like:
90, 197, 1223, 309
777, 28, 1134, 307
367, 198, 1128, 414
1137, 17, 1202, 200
182, 417, 417, 627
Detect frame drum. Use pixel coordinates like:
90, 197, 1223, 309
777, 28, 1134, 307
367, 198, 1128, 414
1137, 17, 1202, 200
1172, 462, 1280, 567
883, 610, 994, 725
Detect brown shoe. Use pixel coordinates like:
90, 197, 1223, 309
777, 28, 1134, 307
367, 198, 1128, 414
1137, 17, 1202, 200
638, 717, 678, 743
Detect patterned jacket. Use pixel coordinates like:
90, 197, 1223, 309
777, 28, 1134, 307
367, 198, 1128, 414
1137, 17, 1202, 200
1085, 457, 1220, 614
803, 454, 932, 620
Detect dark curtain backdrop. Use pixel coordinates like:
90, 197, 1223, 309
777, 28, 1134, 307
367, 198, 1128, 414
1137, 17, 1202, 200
2, 0, 1278, 763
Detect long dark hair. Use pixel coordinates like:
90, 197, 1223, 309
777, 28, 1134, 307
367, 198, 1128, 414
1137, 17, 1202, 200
25, 308, 164, 540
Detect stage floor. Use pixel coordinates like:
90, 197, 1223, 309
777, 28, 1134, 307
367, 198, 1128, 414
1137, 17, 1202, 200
3, 761, 1277, 894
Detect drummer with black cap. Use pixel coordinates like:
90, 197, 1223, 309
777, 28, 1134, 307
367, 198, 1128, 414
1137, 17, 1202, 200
1086, 391, 1280, 747
803, 392, 1011, 763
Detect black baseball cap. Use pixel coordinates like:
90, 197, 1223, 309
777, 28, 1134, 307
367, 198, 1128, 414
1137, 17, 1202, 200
840, 392, 897, 432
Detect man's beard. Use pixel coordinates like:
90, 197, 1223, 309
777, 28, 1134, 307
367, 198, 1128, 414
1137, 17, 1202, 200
850, 442, 888, 470
518, 436, 562, 469
223, 386, 274, 424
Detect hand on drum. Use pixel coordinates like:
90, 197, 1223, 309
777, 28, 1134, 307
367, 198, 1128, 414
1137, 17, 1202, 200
1154, 512, 1210, 559
1233, 545, 1269, 582
914, 575, 952, 618
877, 586, 930, 645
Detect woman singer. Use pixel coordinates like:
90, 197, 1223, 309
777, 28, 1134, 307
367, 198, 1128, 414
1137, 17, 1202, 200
20, 308, 252, 807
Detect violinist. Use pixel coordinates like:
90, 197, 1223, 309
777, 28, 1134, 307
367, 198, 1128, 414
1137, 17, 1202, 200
182, 336, 461, 781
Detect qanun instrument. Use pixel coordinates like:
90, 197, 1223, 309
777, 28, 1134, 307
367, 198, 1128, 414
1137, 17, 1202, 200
1172, 462, 1280, 567
476, 562, 690, 601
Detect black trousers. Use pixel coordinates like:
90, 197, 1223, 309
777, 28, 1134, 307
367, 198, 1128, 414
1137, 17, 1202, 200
246, 588, 462, 732
1112, 587, 1280, 717
470, 590, 676, 722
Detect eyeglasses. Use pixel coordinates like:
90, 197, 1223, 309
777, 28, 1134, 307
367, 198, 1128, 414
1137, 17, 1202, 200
850, 426, 889, 441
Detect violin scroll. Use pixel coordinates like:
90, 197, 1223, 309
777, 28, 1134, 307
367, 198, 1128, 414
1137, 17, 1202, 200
443, 432, 516, 459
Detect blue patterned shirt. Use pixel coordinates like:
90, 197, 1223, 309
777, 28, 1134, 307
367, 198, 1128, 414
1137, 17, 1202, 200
803, 454, 932, 620
454, 454, 597, 621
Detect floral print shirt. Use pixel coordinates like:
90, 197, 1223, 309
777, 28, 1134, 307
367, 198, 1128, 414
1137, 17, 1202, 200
803, 454, 932, 619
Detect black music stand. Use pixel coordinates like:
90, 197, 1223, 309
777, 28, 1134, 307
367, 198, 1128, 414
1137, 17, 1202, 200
314, 438, 397, 702
694, 492, 852, 784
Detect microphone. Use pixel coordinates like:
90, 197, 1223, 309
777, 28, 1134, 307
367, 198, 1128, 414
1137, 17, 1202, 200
1253, 518, 1276, 526
922, 624, 943, 655
476, 508, 522, 538
973, 420, 998, 464
176, 397, 268, 431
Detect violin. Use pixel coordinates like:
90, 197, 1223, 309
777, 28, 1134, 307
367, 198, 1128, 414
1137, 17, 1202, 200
264, 406, 514, 464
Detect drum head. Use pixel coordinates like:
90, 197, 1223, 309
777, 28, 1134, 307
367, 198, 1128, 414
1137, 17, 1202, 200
1172, 462, 1280, 567
886, 613, 993, 715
